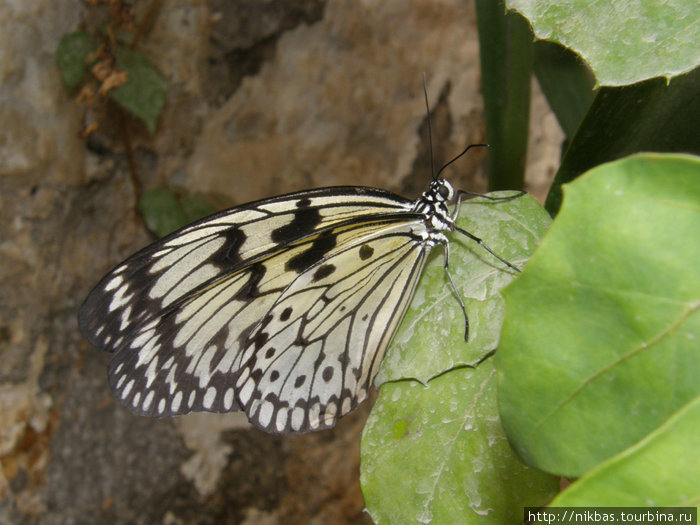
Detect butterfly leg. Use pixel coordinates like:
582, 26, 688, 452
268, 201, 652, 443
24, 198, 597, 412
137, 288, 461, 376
456, 189, 526, 201
453, 225, 521, 273
452, 189, 525, 222
439, 237, 470, 341
452, 190, 525, 221
450, 191, 522, 273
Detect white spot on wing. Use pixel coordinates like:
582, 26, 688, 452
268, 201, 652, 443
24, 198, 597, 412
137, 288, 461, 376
105, 275, 123, 291
162, 356, 175, 370
171, 391, 183, 412
130, 328, 157, 349
122, 379, 135, 398
109, 283, 133, 312
358, 387, 367, 401
165, 364, 178, 395
134, 335, 160, 368
258, 402, 273, 428
324, 402, 337, 424
309, 402, 320, 429
119, 305, 133, 331
143, 390, 154, 411
193, 345, 218, 388
203, 386, 217, 409
223, 388, 234, 410
239, 379, 254, 405
291, 407, 304, 431
275, 409, 288, 432
145, 356, 159, 388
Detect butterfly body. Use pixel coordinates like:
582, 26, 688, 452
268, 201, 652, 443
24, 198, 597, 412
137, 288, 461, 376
80, 178, 468, 433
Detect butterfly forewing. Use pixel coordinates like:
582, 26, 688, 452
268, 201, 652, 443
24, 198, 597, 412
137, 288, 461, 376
79, 187, 413, 353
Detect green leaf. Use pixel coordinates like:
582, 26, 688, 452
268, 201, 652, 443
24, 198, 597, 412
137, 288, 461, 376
498, 153, 700, 478
56, 31, 99, 90
475, 1, 533, 190
507, 0, 700, 86
139, 188, 216, 237
545, 66, 700, 215
111, 46, 167, 134
552, 397, 700, 507
533, 41, 596, 141
376, 192, 552, 387
362, 193, 555, 524
361, 365, 559, 524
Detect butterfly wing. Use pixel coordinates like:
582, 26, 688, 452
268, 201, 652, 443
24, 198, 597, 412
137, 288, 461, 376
235, 220, 431, 433
105, 217, 431, 429
105, 257, 285, 416
79, 187, 425, 426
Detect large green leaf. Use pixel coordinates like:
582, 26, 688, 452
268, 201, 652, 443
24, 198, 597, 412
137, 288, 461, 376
475, 0, 533, 191
545, 66, 700, 214
361, 365, 559, 524
552, 397, 700, 507
376, 192, 551, 387
507, 0, 700, 86
498, 153, 700, 478
362, 193, 556, 524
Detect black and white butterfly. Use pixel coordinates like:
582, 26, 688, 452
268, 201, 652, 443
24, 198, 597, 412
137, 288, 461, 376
79, 164, 521, 434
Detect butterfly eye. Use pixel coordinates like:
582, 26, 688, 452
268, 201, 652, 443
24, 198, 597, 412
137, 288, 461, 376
437, 182, 452, 200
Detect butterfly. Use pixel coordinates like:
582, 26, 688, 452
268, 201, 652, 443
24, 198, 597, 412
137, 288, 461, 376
78, 159, 522, 434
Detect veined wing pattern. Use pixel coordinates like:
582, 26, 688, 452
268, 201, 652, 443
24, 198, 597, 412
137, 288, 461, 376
79, 182, 456, 433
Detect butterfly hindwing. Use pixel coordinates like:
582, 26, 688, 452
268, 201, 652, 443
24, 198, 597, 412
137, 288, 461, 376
235, 221, 430, 433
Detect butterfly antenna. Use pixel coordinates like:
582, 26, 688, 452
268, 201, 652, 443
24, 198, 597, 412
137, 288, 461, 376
422, 73, 436, 181
435, 143, 488, 179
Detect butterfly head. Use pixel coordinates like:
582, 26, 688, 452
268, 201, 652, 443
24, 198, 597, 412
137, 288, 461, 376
410, 178, 455, 233
426, 178, 455, 203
